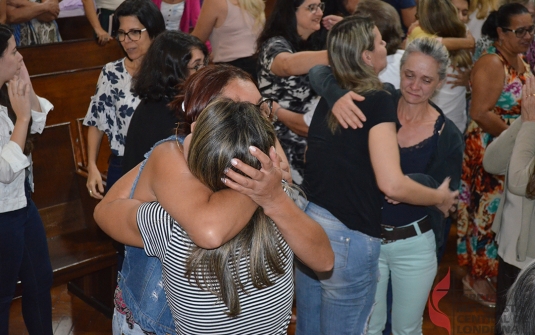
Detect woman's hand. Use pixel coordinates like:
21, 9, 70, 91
331, 91, 366, 129
8, 75, 31, 122
435, 178, 459, 217
95, 28, 113, 45
222, 146, 287, 209
322, 15, 343, 30
447, 66, 470, 89
87, 164, 105, 199
521, 75, 535, 122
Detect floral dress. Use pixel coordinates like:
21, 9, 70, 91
457, 45, 529, 278
83, 58, 140, 157
257, 36, 320, 185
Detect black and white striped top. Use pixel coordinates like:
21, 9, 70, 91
137, 202, 294, 335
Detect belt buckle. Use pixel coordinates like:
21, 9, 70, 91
381, 224, 396, 244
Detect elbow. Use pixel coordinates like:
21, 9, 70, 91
190, 228, 226, 249
316, 251, 335, 273
482, 154, 502, 175
378, 180, 403, 200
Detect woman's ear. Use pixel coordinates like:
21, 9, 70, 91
496, 27, 505, 45
361, 50, 373, 67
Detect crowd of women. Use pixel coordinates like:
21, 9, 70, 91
3, 0, 535, 334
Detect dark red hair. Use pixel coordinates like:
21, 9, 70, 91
169, 64, 254, 136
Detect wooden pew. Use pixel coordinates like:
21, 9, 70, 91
56, 16, 95, 41
20, 39, 124, 76
16, 122, 117, 317
12, 44, 118, 315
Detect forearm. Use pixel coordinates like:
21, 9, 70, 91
483, 117, 522, 175
382, 174, 445, 206
11, 118, 30, 150
272, 51, 328, 77
87, 126, 104, 168
263, 194, 334, 272
81, 0, 106, 34
0, 0, 6, 23
309, 65, 348, 107
6, 2, 49, 24
471, 110, 508, 137
441, 36, 475, 51
277, 108, 308, 137
508, 121, 535, 195
94, 167, 144, 247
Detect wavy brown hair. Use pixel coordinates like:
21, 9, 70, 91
185, 99, 290, 317
418, 0, 472, 69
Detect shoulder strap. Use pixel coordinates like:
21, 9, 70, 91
129, 135, 185, 199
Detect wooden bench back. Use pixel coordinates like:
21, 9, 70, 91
20, 40, 124, 76
32, 68, 112, 176
56, 16, 95, 41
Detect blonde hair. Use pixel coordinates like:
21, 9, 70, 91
185, 99, 290, 317
418, 0, 472, 68
470, 0, 499, 20
326, 15, 383, 132
237, 0, 265, 30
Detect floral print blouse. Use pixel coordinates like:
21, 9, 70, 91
83, 58, 140, 157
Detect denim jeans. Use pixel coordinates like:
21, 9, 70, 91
368, 224, 437, 335
0, 188, 53, 335
295, 202, 380, 335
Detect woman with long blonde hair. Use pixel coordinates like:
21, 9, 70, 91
191, 0, 265, 79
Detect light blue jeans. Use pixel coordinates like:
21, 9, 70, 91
295, 202, 381, 335
368, 223, 437, 335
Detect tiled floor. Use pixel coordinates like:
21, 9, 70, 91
9, 226, 495, 335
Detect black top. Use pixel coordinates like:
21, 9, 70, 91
381, 114, 445, 227
303, 90, 398, 238
122, 99, 180, 174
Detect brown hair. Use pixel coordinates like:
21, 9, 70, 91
169, 64, 253, 136
418, 0, 472, 68
185, 99, 289, 316
356, 0, 404, 55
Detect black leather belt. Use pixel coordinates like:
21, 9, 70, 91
380, 216, 432, 244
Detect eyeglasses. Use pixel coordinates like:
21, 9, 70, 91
116, 28, 147, 42
501, 25, 535, 38
187, 58, 209, 72
255, 98, 274, 118
300, 2, 325, 14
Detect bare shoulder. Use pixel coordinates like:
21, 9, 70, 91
474, 53, 504, 73
147, 141, 188, 171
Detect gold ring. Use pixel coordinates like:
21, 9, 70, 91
89, 190, 93, 195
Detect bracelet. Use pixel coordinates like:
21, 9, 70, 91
272, 106, 282, 123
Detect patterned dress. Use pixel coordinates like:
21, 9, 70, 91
83, 58, 140, 157
10, 0, 62, 46
257, 36, 320, 185
457, 45, 529, 278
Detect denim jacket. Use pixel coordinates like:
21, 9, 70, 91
118, 135, 183, 335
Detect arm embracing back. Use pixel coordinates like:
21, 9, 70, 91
140, 142, 258, 249
369, 122, 449, 206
